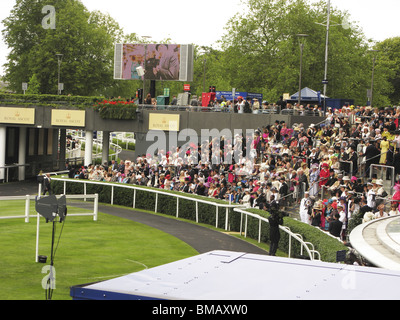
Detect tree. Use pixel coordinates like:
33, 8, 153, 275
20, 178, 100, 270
1, 0, 128, 96
374, 37, 400, 105
26, 73, 40, 94
217, 0, 375, 106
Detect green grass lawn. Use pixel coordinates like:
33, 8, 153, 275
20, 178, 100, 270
0, 200, 198, 300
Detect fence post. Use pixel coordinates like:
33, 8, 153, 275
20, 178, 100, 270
94, 193, 98, 221
133, 189, 136, 208
25, 195, 30, 223
111, 186, 114, 205
240, 212, 243, 236
215, 206, 218, 228
155, 193, 158, 213
258, 219, 261, 243
176, 198, 179, 218
225, 208, 229, 231
84, 182, 87, 201
195, 201, 198, 223
244, 214, 248, 238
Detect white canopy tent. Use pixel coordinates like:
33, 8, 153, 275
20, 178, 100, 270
70, 250, 400, 300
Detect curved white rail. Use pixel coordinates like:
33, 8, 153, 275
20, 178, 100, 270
52, 178, 320, 260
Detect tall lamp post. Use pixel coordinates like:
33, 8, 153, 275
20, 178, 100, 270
296, 34, 309, 106
316, 0, 348, 111
369, 49, 379, 108
141, 35, 152, 105
198, 48, 210, 93
56, 53, 63, 95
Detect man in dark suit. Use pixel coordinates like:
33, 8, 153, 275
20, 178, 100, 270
363, 140, 380, 176
195, 181, 206, 196
348, 146, 358, 175
218, 182, 228, 200
182, 178, 191, 193
393, 148, 400, 179
329, 213, 343, 238
279, 177, 289, 208
42, 173, 52, 195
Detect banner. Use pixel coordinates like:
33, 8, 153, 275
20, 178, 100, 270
51, 110, 85, 127
148, 113, 180, 131
0, 107, 35, 124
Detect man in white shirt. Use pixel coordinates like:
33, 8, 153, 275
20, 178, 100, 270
337, 204, 347, 241
299, 191, 311, 224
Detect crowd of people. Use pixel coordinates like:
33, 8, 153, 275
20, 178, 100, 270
67, 103, 400, 243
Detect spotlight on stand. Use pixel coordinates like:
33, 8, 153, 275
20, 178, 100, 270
35, 194, 68, 300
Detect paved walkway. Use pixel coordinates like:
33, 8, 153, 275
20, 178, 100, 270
1, 179, 268, 255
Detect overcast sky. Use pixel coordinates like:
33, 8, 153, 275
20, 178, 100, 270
1, 0, 399, 77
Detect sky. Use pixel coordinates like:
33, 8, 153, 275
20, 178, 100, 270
0, 0, 400, 77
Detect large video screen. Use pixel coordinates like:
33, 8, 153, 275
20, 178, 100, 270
114, 43, 193, 82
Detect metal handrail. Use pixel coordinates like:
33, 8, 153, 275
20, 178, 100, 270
51, 177, 322, 260
0, 164, 31, 183
234, 207, 320, 260
136, 103, 325, 116
52, 177, 244, 230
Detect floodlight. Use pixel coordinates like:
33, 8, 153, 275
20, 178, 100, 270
136, 66, 145, 77
35, 195, 58, 222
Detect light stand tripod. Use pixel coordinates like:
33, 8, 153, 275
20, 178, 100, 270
35, 194, 67, 300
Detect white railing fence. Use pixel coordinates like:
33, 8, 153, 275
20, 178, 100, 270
53, 178, 321, 260
0, 194, 99, 223
0, 193, 99, 263
234, 208, 320, 261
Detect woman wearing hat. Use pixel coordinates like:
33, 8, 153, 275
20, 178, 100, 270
319, 163, 330, 188
311, 201, 323, 227
309, 163, 320, 197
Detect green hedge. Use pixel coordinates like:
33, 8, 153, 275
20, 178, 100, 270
0, 93, 102, 109
112, 138, 136, 151
51, 179, 347, 262
240, 209, 347, 262
94, 103, 137, 120
0, 93, 138, 120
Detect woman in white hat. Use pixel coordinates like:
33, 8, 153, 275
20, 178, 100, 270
299, 191, 312, 224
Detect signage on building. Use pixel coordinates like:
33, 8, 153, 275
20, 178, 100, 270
51, 109, 86, 127
0, 107, 35, 124
148, 113, 180, 132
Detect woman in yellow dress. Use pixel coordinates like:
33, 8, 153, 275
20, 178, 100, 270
380, 136, 390, 164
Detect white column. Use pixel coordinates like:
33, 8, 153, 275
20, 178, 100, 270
18, 127, 27, 181
102, 131, 110, 165
0, 126, 6, 181
84, 130, 93, 166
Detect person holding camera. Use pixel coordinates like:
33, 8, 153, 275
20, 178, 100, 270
268, 203, 284, 256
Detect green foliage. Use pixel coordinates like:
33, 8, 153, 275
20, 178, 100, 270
217, 0, 376, 106
245, 208, 348, 262
52, 179, 348, 262
112, 138, 136, 151
26, 74, 41, 94
93, 100, 137, 120
0, 92, 101, 109
1, 0, 133, 97
2, 0, 398, 106
374, 37, 400, 105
